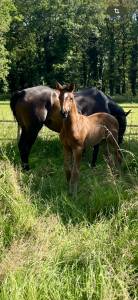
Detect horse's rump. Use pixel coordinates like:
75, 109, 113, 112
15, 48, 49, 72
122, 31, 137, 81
10, 86, 54, 129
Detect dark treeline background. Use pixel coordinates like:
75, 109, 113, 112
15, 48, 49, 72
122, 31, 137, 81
0, 0, 137, 95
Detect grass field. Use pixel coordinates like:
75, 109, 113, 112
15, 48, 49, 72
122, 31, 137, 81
0, 101, 138, 299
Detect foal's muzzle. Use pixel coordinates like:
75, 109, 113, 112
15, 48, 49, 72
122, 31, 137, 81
60, 110, 68, 119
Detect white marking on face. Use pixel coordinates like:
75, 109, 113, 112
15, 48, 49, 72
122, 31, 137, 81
64, 92, 69, 100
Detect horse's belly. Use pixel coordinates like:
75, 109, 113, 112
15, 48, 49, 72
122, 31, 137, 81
85, 128, 105, 147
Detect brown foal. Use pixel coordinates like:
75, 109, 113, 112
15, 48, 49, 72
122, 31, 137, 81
57, 83, 122, 196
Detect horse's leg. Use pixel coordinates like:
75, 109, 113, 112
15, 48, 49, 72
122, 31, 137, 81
91, 144, 99, 167
69, 147, 82, 196
18, 129, 30, 170
63, 146, 72, 183
18, 125, 42, 170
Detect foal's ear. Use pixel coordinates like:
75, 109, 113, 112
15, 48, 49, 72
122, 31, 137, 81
56, 82, 63, 91
67, 83, 75, 92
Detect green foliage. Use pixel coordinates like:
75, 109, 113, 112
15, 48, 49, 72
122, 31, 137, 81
0, 0, 137, 94
0, 0, 15, 90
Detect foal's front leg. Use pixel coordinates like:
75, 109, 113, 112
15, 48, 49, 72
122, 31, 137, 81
63, 146, 72, 184
69, 147, 82, 196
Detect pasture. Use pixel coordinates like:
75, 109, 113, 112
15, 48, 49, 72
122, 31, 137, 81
0, 101, 138, 299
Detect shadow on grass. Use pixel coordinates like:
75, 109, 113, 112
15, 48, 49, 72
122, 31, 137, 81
1, 135, 138, 225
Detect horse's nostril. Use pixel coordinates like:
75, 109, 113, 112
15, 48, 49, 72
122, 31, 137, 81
60, 110, 68, 119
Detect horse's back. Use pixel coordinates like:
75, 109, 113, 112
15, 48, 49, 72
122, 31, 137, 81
74, 88, 109, 115
10, 86, 54, 128
88, 112, 119, 129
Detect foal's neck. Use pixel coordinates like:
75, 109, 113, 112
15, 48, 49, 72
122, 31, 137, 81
66, 100, 79, 126
62, 100, 81, 138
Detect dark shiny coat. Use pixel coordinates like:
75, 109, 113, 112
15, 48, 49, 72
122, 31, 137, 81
10, 86, 128, 169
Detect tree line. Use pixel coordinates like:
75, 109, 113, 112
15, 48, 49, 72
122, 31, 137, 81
0, 0, 137, 95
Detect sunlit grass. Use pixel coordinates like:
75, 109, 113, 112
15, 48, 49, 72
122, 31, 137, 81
0, 101, 138, 140
0, 100, 138, 299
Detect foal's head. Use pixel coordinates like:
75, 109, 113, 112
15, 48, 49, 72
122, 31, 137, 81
56, 82, 75, 119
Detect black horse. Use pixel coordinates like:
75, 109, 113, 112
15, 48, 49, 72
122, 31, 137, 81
10, 85, 130, 170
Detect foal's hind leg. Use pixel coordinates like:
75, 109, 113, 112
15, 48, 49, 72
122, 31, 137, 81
69, 147, 82, 196
18, 125, 42, 170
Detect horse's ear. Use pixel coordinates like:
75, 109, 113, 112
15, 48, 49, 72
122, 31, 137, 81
56, 82, 63, 91
125, 109, 131, 117
67, 83, 75, 92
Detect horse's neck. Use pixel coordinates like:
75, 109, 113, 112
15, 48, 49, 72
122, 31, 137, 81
63, 101, 80, 132
70, 100, 79, 122
51, 91, 60, 110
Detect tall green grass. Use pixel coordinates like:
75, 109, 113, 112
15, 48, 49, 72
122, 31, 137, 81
0, 102, 138, 299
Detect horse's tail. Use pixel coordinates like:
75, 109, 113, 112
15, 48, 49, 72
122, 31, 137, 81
107, 97, 131, 144
125, 109, 131, 117
10, 90, 25, 118
115, 114, 127, 144
117, 110, 131, 144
